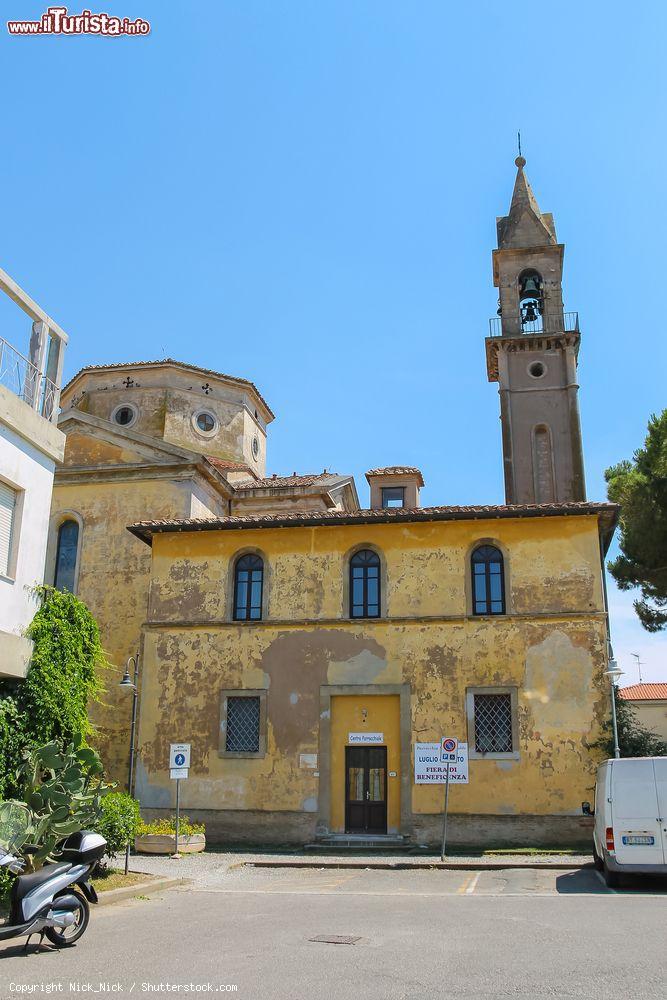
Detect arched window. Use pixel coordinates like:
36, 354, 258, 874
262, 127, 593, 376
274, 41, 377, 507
518, 268, 543, 331
233, 553, 264, 621
54, 519, 79, 593
349, 549, 381, 619
471, 545, 505, 616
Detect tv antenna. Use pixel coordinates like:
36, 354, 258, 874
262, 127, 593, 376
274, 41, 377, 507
631, 653, 644, 684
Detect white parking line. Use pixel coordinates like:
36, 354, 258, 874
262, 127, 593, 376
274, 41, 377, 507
465, 872, 481, 894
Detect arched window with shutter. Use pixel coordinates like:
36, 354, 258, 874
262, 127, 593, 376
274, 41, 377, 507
471, 544, 506, 616
54, 519, 80, 593
349, 549, 381, 619
233, 553, 264, 621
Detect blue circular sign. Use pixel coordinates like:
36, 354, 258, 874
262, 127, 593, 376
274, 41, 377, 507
174, 753, 186, 766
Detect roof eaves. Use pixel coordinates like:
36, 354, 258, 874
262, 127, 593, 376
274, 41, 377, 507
127, 501, 620, 547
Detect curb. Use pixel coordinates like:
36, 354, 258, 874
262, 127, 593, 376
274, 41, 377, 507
96, 875, 189, 906
245, 860, 592, 872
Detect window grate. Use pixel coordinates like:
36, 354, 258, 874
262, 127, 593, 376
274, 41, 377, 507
226, 696, 260, 752
474, 693, 513, 753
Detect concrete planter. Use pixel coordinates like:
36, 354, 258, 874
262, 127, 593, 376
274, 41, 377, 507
134, 833, 206, 855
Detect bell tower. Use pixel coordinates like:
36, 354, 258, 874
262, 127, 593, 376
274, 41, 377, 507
485, 156, 586, 504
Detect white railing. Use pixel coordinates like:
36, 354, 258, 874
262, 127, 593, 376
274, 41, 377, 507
0, 336, 59, 421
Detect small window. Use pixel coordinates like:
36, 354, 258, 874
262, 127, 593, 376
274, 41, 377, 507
196, 412, 215, 432
219, 689, 267, 758
192, 409, 219, 437
349, 549, 381, 618
381, 487, 405, 509
111, 404, 137, 427
226, 696, 260, 752
54, 519, 79, 593
0, 482, 18, 578
252, 436, 259, 458
473, 693, 513, 753
471, 544, 505, 615
233, 553, 264, 621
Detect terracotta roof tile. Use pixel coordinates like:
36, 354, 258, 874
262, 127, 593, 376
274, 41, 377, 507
234, 473, 330, 490
128, 500, 619, 545
366, 466, 425, 486
62, 358, 274, 419
206, 457, 254, 474
620, 683, 667, 701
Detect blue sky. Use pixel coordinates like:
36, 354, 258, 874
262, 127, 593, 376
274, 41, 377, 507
2, 1, 666, 681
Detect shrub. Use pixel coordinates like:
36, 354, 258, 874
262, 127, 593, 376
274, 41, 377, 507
0, 588, 106, 800
95, 792, 141, 858
137, 816, 205, 837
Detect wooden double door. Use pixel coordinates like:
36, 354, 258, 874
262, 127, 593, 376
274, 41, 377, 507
345, 746, 387, 834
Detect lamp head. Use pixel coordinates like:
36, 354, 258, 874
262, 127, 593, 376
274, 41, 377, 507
604, 659, 624, 682
119, 669, 135, 690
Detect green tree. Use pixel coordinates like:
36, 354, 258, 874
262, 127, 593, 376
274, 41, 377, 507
596, 686, 667, 759
0, 587, 106, 798
606, 409, 667, 631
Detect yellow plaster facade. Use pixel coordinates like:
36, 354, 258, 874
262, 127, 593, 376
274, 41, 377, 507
132, 511, 614, 846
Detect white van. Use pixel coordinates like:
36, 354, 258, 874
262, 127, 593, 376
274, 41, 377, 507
583, 757, 667, 887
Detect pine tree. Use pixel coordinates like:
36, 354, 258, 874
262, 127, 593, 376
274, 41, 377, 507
606, 409, 667, 631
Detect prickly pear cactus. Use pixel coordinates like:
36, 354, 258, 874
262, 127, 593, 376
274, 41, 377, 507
9, 736, 113, 868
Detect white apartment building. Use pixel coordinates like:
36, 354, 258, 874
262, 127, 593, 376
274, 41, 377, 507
0, 267, 67, 678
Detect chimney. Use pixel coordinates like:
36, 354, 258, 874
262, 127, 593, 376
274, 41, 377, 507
365, 467, 424, 510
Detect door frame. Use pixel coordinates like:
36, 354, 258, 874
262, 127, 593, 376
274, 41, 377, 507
345, 745, 388, 834
316, 683, 412, 838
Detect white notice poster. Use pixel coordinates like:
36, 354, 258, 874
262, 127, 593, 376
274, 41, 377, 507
414, 742, 469, 784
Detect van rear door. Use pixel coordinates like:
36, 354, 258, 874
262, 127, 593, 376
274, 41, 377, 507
612, 759, 663, 866
654, 758, 667, 864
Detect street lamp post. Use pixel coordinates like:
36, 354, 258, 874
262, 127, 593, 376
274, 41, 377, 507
604, 660, 624, 760
119, 653, 140, 875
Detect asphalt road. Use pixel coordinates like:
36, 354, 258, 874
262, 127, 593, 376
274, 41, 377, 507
1, 866, 666, 1000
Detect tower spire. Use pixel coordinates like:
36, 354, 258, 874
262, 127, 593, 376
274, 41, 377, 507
497, 156, 556, 250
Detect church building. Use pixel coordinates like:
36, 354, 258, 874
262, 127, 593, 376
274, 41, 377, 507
49, 158, 618, 846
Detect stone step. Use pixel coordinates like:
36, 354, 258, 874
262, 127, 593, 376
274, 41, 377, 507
304, 835, 418, 853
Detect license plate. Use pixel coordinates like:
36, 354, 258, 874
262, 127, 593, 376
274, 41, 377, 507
622, 835, 655, 846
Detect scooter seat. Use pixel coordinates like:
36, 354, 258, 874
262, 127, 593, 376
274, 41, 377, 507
11, 862, 72, 904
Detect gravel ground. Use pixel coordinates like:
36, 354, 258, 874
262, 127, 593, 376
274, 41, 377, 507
125, 849, 593, 883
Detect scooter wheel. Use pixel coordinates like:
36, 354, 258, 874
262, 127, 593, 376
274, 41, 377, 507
45, 890, 90, 947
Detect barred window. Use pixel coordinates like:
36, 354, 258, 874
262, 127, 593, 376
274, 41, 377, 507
473, 692, 513, 753
225, 696, 261, 753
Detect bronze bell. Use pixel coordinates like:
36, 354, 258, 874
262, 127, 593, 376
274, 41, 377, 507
522, 301, 539, 324
520, 273, 542, 300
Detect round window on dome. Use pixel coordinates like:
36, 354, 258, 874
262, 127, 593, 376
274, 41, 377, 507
111, 403, 138, 427
192, 409, 218, 437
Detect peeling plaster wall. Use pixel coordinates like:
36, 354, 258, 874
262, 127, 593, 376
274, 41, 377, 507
135, 515, 609, 843
49, 474, 227, 780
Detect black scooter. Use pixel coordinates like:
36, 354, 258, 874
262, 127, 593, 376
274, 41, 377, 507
0, 802, 106, 949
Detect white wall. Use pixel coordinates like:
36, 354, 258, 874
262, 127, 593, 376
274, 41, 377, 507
0, 384, 64, 677
0, 421, 56, 632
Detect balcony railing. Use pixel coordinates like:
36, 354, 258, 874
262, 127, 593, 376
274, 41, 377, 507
488, 310, 579, 338
0, 336, 58, 421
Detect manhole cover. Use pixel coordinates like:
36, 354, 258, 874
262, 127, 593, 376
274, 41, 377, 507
309, 935, 361, 945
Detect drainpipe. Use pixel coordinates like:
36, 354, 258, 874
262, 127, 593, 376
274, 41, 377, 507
599, 530, 621, 758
